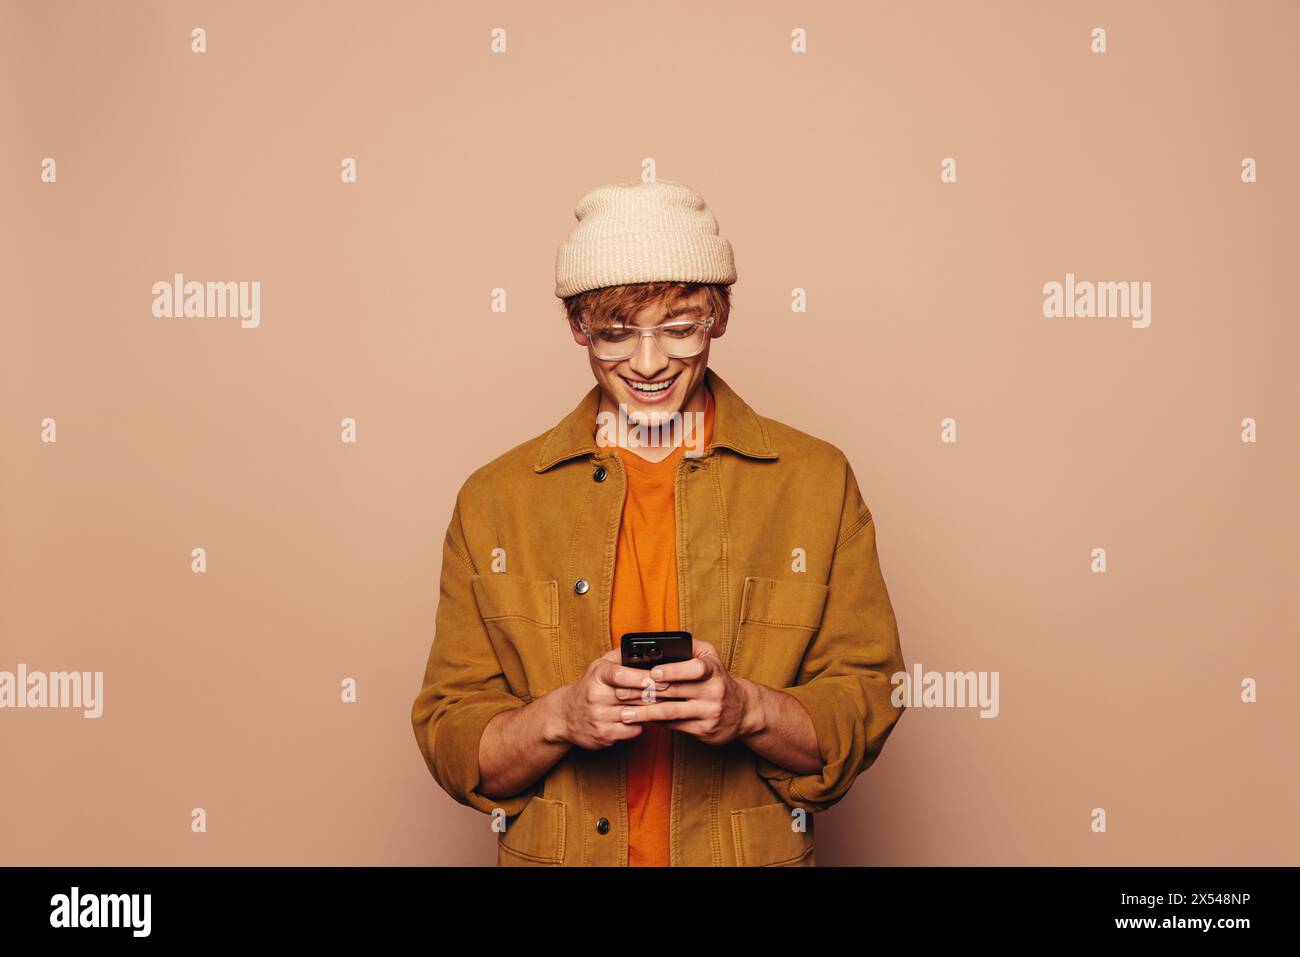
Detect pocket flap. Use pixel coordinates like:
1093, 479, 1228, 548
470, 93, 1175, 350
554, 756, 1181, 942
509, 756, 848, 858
499, 795, 567, 865
739, 577, 830, 630
730, 800, 814, 866
471, 575, 558, 627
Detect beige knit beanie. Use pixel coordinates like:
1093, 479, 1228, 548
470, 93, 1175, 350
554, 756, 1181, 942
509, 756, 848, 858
554, 179, 737, 298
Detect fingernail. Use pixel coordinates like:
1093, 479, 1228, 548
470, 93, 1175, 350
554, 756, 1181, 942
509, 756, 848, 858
651, 668, 663, 680
621, 709, 636, 721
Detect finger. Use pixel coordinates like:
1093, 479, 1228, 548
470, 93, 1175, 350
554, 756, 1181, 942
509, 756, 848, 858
614, 687, 695, 705
618, 679, 714, 702
691, 639, 719, 657
647, 657, 710, 683
597, 704, 644, 724
602, 720, 643, 742
620, 700, 710, 723
655, 719, 712, 735
593, 660, 642, 687
605, 665, 667, 690
612, 682, 670, 703
645, 681, 714, 700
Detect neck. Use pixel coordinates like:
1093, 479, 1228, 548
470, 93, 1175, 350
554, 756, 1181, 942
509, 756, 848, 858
596, 375, 710, 463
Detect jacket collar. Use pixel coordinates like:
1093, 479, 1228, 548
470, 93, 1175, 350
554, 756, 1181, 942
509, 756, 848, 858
532, 367, 778, 473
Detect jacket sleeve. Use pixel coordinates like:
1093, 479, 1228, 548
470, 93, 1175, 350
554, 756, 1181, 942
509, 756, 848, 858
755, 460, 907, 812
411, 499, 533, 817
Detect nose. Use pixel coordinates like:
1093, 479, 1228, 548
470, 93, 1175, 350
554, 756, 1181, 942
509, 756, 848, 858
626, 329, 670, 379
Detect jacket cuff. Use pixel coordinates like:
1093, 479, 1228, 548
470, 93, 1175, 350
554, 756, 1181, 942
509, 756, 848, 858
430, 692, 533, 817
754, 680, 867, 813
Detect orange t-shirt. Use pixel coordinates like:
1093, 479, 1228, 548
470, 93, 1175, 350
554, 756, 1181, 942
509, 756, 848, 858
603, 387, 715, 867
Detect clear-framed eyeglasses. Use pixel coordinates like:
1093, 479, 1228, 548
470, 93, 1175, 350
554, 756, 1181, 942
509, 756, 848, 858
578, 314, 715, 362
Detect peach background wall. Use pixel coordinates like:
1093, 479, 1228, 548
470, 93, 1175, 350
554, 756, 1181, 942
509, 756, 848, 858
2, 1, 1296, 865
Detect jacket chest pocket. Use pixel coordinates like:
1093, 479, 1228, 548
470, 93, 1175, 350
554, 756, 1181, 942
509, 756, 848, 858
731, 577, 831, 689
471, 574, 561, 701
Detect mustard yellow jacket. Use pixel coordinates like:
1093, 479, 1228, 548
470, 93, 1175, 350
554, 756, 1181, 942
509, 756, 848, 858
411, 368, 906, 866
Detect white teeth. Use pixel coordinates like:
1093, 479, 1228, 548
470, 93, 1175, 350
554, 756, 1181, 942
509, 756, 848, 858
625, 375, 675, 393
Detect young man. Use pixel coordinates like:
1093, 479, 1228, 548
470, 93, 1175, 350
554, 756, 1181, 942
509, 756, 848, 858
412, 179, 906, 866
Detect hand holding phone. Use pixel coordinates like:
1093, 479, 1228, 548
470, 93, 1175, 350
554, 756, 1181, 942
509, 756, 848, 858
620, 631, 693, 670
620, 631, 693, 703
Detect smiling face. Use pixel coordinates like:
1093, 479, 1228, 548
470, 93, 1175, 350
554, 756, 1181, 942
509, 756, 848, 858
568, 287, 729, 428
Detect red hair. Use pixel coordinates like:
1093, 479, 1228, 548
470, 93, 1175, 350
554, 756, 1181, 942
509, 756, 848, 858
560, 281, 732, 330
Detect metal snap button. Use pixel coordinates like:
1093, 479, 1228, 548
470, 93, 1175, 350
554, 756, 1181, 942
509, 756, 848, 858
593, 465, 607, 482
574, 579, 590, 595
595, 817, 610, 835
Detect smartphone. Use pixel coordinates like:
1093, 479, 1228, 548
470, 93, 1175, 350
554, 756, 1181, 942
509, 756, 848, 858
620, 631, 694, 670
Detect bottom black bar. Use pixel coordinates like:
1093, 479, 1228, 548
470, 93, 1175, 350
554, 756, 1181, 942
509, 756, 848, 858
0, 866, 1287, 943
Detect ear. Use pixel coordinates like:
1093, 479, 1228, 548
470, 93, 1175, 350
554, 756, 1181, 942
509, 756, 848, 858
567, 315, 588, 346
710, 310, 730, 339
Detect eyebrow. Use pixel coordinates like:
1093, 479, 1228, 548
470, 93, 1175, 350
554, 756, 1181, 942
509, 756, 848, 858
663, 305, 704, 318
609, 304, 705, 327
